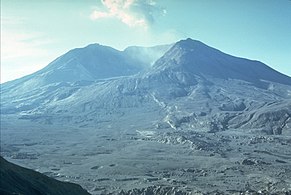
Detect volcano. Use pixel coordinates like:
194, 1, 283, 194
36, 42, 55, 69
1, 38, 291, 194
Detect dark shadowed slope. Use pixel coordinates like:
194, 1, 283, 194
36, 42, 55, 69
0, 156, 90, 195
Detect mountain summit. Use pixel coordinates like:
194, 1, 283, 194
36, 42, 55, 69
2, 43, 172, 91
149, 38, 291, 87
3, 44, 142, 90
1, 38, 291, 134
41, 43, 141, 82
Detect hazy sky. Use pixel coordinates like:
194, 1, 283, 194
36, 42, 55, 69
1, 0, 291, 83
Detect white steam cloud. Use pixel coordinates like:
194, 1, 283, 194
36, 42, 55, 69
90, 0, 166, 28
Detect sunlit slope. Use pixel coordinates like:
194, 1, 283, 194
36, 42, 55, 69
1, 38, 291, 134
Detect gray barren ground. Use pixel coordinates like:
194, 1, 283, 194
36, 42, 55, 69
1, 39, 291, 194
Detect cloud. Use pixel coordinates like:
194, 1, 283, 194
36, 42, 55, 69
2, 17, 53, 60
90, 0, 165, 28
1, 17, 55, 83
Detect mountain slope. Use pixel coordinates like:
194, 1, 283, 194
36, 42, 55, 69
136, 39, 291, 134
2, 44, 143, 91
1, 38, 291, 134
1, 43, 172, 100
0, 156, 90, 195
146, 38, 291, 88
1, 38, 291, 195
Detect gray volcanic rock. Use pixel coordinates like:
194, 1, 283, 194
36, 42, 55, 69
118, 185, 291, 195
118, 186, 190, 195
0, 156, 90, 195
229, 100, 291, 135
148, 38, 291, 87
135, 39, 291, 133
1, 38, 291, 134
1, 38, 291, 195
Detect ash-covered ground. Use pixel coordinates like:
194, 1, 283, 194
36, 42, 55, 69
2, 117, 291, 195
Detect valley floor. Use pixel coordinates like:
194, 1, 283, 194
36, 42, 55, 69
1, 116, 291, 194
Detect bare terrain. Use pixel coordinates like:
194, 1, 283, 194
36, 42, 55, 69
1, 39, 291, 194
1, 115, 291, 194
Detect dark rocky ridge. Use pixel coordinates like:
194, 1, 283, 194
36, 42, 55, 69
0, 156, 90, 195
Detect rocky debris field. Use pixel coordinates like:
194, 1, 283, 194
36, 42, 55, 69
1, 119, 291, 195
